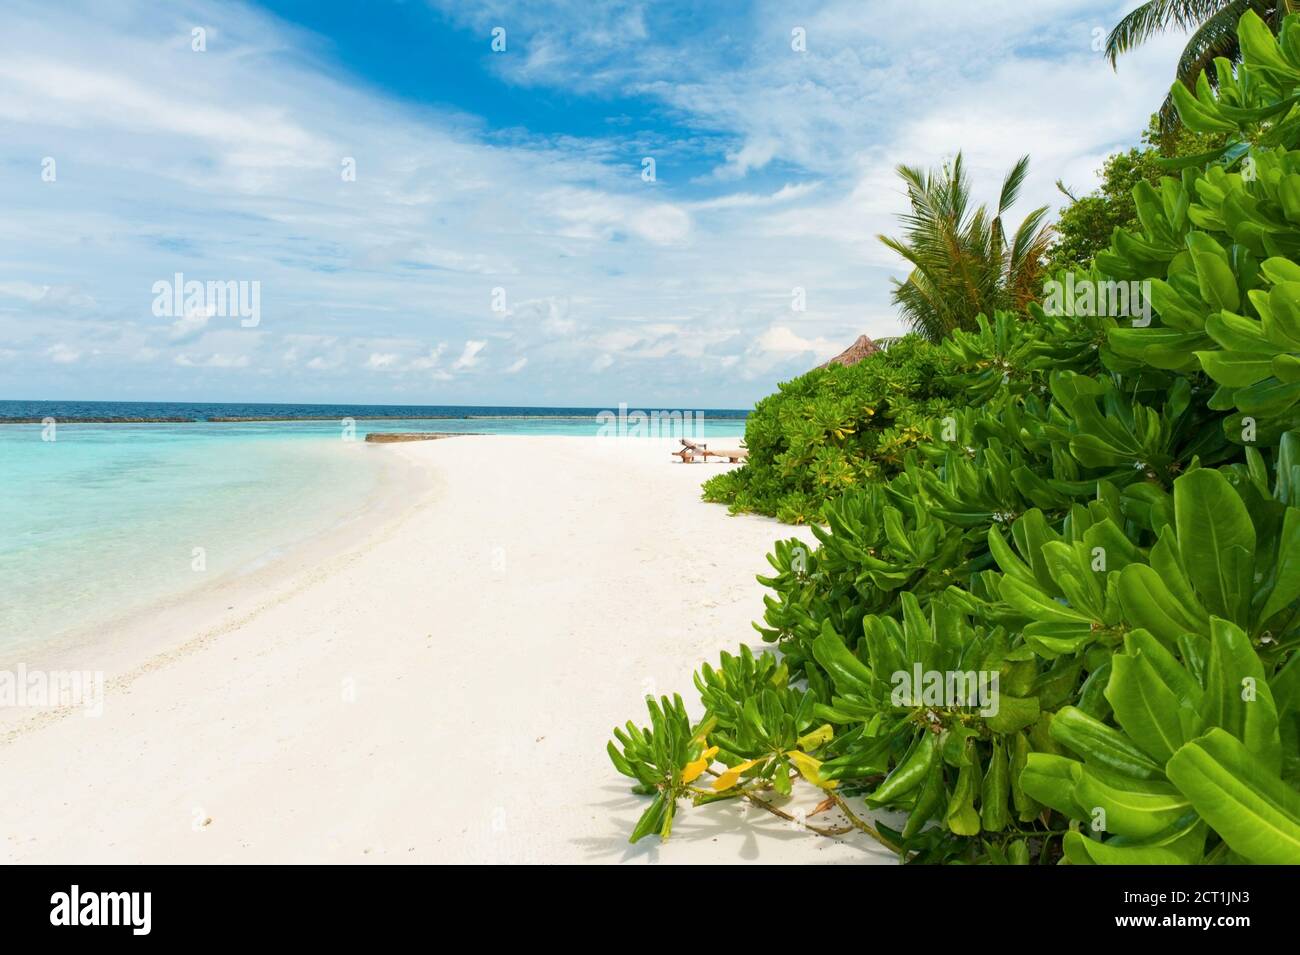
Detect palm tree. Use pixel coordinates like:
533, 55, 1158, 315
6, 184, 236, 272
1105, 1, 1299, 130
878, 154, 1053, 343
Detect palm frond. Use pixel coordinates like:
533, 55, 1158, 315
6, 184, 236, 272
997, 155, 1031, 215
1009, 205, 1052, 272
1105, 0, 1239, 67
1175, 1, 1249, 85
878, 154, 1049, 341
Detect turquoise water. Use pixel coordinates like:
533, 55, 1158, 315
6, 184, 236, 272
0, 400, 749, 431
0, 424, 381, 657
0, 410, 746, 657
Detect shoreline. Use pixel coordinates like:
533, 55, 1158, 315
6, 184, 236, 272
0, 436, 887, 864
0, 440, 431, 720
0, 414, 750, 425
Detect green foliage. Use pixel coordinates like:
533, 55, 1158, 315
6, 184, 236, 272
1024, 612, 1297, 864
1103, 0, 1291, 133
878, 154, 1054, 342
607, 694, 714, 842
1049, 119, 1227, 273
1103, 11, 1300, 437
702, 336, 959, 523
610, 8, 1300, 864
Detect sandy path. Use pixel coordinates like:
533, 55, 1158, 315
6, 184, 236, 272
0, 436, 894, 864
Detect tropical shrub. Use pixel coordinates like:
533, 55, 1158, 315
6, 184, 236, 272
702, 335, 959, 523
610, 8, 1300, 864
704, 310, 1110, 524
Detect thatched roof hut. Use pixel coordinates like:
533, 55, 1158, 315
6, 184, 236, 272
816, 334, 881, 370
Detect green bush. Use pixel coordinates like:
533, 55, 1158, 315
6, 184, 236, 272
702, 336, 960, 523
610, 9, 1300, 864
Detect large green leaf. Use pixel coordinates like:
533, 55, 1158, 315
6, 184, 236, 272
810, 621, 873, 697
1123, 629, 1202, 705
1049, 705, 1163, 779
1197, 350, 1276, 387
1173, 469, 1255, 625
1019, 753, 1086, 819
1258, 507, 1300, 625
1062, 819, 1206, 865
1106, 653, 1199, 763
1200, 618, 1281, 772
1117, 564, 1205, 644
1073, 764, 1192, 839
1166, 729, 1300, 865
984, 694, 1041, 734
999, 576, 1096, 624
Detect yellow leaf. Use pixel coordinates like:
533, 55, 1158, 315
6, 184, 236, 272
681, 745, 719, 784
796, 723, 834, 750
689, 716, 718, 747
711, 757, 763, 791
787, 750, 838, 789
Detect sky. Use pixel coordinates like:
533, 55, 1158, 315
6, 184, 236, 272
0, 0, 1188, 408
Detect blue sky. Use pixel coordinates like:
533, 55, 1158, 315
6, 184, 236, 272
0, 1, 1185, 407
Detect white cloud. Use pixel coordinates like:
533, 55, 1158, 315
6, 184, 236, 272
691, 182, 821, 210
453, 340, 487, 371
167, 307, 212, 343
409, 344, 448, 370
0, 281, 94, 309
0, 281, 52, 302
504, 357, 528, 374
46, 342, 81, 364
546, 187, 692, 245
755, 326, 839, 360
174, 352, 250, 368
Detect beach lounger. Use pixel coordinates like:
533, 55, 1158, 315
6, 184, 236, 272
704, 448, 748, 463
671, 438, 747, 463
672, 438, 707, 463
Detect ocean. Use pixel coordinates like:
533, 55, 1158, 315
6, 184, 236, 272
0, 401, 747, 656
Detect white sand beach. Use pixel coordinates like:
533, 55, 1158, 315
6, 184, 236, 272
0, 436, 895, 864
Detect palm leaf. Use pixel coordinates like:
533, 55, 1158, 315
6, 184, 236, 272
1105, 1, 1289, 131
1175, 1, 1250, 86
1105, 0, 1241, 67
997, 155, 1031, 215
878, 154, 1048, 341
